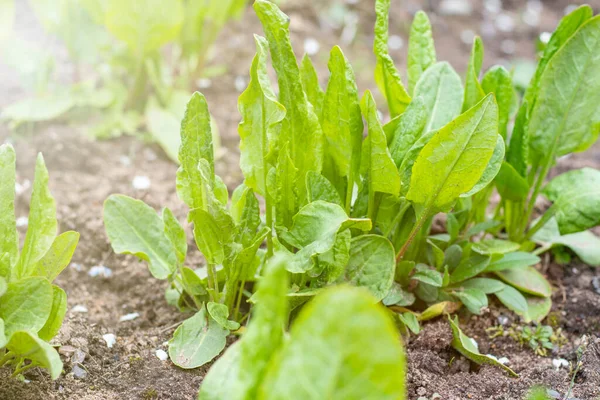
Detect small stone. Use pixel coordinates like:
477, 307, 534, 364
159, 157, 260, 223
155, 349, 169, 361
552, 358, 569, 370
497, 315, 509, 325
119, 312, 140, 322
591, 276, 600, 295
388, 35, 404, 50
417, 387, 427, 396
132, 175, 151, 190
15, 180, 30, 196
59, 345, 77, 357
72, 349, 86, 365
234, 76, 246, 92
197, 78, 212, 89
484, 0, 502, 13
439, 0, 472, 16
16, 216, 28, 228
144, 148, 158, 161
72, 365, 87, 380
71, 305, 88, 313
547, 389, 561, 399
88, 265, 113, 278
303, 38, 320, 56
70, 263, 83, 272
496, 14, 515, 33
498, 357, 510, 365
539, 31, 552, 44
501, 39, 516, 55
102, 334, 116, 349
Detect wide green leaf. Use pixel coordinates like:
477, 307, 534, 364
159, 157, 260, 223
14, 154, 57, 280
260, 286, 406, 399
388, 97, 428, 168
163, 207, 187, 265
452, 288, 487, 315
484, 251, 540, 273
32, 231, 79, 282
407, 11, 436, 94
0, 144, 18, 268
207, 302, 240, 331
460, 134, 504, 198
345, 235, 395, 301
239, 35, 286, 197
528, 16, 600, 160
0, 276, 53, 338
495, 267, 552, 298
495, 161, 529, 201
104, 195, 177, 279
300, 54, 325, 119
406, 94, 499, 212
38, 285, 67, 341
306, 172, 342, 206
494, 284, 529, 320
6, 331, 63, 379
533, 217, 600, 266
169, 307, 229, 369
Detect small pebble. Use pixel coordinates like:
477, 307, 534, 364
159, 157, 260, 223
72, 365, 87, 380
15, 180, 30, 195
197, 78, 212, 89
88, 265, 113, 278
303, 38, 320, 56
539, 31, 552, 44
547, 389, 561, 399
16, 216, 28, 228
234, 76, 246, 92
388, 35, 404, 50
498, 357, 510, 365
591, 276, 600, 295
155, 349, 169, 361
102, 334, 116, 348
72, 349, 86, 365
70, 263, 83, 272
119, 312, 140, 322
496, 14, 515, 32
439, 0, 472, 16
552, 358, 569, 370
71, 305, 88, 313
132, 175, 151, 190
417, 387, 427, 396
501, 39, 516, 55
484, 0, 502, 13
497, 315, 509, 325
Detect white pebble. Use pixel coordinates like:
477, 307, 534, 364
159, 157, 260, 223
102, 334, 116, 349
155, 349, 169, 361
303, 38, 320, 56
552, 358, 569, 370
484, 0, 502, 13
234, 76, 246, 92
132, 175, 151, 190
496, 14, 515, 33
119, 156, 131, 167
539, 31, 552, 44
501, 39, 516, 55
119, 312, 140, 322
526, 0, 543, 13
15, 180, 30, 195
88, 265, 113, 278
72, 305, 88, 313
388, 35, 404, 50
16, 216, 28, 227
70, 263, 83, 272
522, 9, 540, 27
439, 0, 472, 16
197, 78, 212, 89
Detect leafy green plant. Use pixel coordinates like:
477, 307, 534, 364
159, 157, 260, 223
488, 323, 567, 356
0, 144, 79, 379
197, 256, 406, 400
1, 0, 243, 160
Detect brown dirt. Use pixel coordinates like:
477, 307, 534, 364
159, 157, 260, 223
1, 0, 600, 399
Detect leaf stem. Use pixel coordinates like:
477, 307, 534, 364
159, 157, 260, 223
207, 263, 219, 302
523, 158, 552, 234
383, 201, 411, 238
233, 279, 246, 321
396, 207, 431, 262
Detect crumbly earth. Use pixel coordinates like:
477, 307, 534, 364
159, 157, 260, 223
1, 0, 600, 399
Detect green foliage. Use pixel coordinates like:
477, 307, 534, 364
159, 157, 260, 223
0, 144, 79, 380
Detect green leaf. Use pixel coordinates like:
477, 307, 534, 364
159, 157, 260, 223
472, 239, 520, 255
398, 129, 436, 196
448, 316, 517, 377
260, 286, 406, 399
543, 168, 600, 234
169, 306, 228, 369
528, 16, 600, 160
176, 92, 216, 210
6, 331, 63, 379
407, 94, 499, 213
32, 231, 79, 282
466, 220, 501, 237
398, 312, 420, 335
163, 207, 187, 265
38, 285, 67, 341
495, 267, 552, 298
1, 94, 75, 123
460, 134, 504, 198
526, 296, 552, 324
207, 302, 240, 331
462, 37, 485, 112
306, 172, 342, 206
449, 253, 490, 284
481, 65, 515, 139
407, 11, 436, 94
239, 35, 286, 197
14, 154, 57, 280
0, 276, 6, 297
197, 342, 242, 400
300, 54, 325, 119
0, 277, 53, 338
254, 0, 323, 200
181, 267, 208, 296
104, 195, 177, 279
494, 284, 529, 320
413, 62, 463, 132
452, 288, 487, 315
0, 318, 5, 349
0, 144, 18, 268
345, 235, 396, 301
506, 102, 529, 177
388, 97, 428, 168
484, 252, 540, 273
412, 264, 443, 287
383, 282, 415, 307
321, 45, 363, 206
452, 278, 505, 294
495, 162, 529, 201
360, 90, 401, 197
533, 217, 600, 266
105, 0, 183, 55
272, 144, 298, 231
373, 0, 410, 116
189, 207, 234, 265
315, 229, 351, 285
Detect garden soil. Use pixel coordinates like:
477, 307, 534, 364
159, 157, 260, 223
1, 0, 600, 399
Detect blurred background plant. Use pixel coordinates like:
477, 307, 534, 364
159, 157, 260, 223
0, 0, 249, 161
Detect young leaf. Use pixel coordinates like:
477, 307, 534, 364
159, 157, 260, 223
259, 286, 406, 399
0, 276, 53, 338
168, 306, 229, 369
412, 264, 443, 287
407, 11, 436, 94
104, 195, 177, 279
38, 285, 67, 341
413, 61, 463, 132
481, 65, 514, 139
163, 207, 187, 265
272, 144, 298, 231
398, 312, 420, 335
388, 97, 428, 168
406, 94, 499, 213
300, 54, 325, 119
449, 253, 490, 284
472, 239, 520, 255
462, 37, 485, 112
448, 316, 517, 377
207, 302, 240, 331
189, 207, 234, 265
534, 217, 600, 267
452, 288, 487, 315
6, 331, 63, 380
528, 16, 600, 160
526, 296, 553, 324
494, 284, 529, 320
360, 90, 401, 198
345, 235, 396, 301
239, 35, 286, 198
542, 168, 600, 234
181, 267, 208, 296
452, 277, 505, 294
495, 162, 529, 201
306, 171, 342, 206
176, 92, 215, 210
254, 0, 323, 200
373, 0, 411, 116
32, 231, 79, 282
0, 144, 18, 268
314, 229, 351, 285
460, 135, 504, 198
495, 267, 552, 298
484, 251, 540, 272
14, 154, 57, 280
505, 102, 529, 177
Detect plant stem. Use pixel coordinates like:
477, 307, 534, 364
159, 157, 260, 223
523, 158, 552, 235
233, 279, 246, 321
383, 201, 411, 238
12, 362, 36, 378
396, 207, 431, 262
524, 205, 556, 241
207, 263, 219, 302
345, 174, 354, 215
0, 352, 15, 367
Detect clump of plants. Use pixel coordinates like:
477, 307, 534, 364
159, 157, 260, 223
487, 323, 567, 356
103, 0, 600, 378
0, 144, 80, 379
